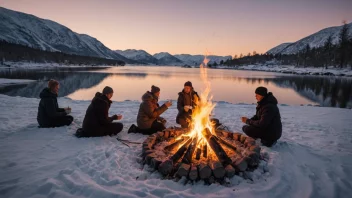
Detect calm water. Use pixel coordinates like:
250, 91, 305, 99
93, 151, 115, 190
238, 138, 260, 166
0, 66, 351, 108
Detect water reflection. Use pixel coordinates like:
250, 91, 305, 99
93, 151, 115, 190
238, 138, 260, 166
0, 67, 351, 108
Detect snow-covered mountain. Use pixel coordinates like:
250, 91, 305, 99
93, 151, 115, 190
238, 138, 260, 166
267, 22, 352, 55
115, 49, 158, 65
153, 52, 183, 66
0, 7, 132, 63
266, 43, 292, 55
174, 54, 232, 66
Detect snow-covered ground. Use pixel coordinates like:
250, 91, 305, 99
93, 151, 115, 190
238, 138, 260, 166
217, 65, 352, 77
0, 78, 36, 87
1, 61, 117, 69
0, 94, 351, 198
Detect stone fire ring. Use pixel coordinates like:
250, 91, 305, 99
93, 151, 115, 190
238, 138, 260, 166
141, 127, 263, 183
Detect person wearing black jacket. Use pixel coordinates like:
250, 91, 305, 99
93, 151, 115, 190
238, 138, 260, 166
81, 86, 123, 137
176, 81, 199, 128
241, 87, 282, 147
37, 79, 73, 128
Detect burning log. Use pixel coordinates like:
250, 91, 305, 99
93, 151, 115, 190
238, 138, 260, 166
215, 136, 239, 153
164, 136, 189, 151
195, 148, 201, 160
188, 165, 198, 180
182, 137, 198, 164
202, 128, 232, 166
158, 138, 193, 176
170, 138, 193, 163
203, 144, 208, 158
210, 161, 225, 179
198, 163, 212, 180
176, 163, 190, 178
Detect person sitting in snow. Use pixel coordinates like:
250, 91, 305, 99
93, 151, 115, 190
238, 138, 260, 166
176, 81, 199, 128
37, 79, 73, 128
128, 85, 172, 135
241, 86, 282, 147
81, 86, 123, 137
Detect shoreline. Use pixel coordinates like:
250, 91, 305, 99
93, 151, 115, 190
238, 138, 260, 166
211, 65, 352, 78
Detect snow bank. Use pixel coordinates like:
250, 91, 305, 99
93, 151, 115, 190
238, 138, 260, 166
0, 94, 351, 197
0, 78, 35, 87
217, 65, 352, 77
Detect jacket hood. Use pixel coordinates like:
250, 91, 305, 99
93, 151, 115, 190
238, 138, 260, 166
142, 91, 158, 102
93, 92, 112, 105
258, 92, 278, 105
39, 87, 57, 99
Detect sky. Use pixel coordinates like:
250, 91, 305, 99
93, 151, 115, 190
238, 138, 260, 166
1, 0, 352, 56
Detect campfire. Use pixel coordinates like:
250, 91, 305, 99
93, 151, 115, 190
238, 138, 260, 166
141, 57, 262, 183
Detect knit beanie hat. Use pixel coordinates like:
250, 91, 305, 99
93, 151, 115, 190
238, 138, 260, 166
184, 81, 192, 87
48, 79, 59, 90
255, 86, 268, 96
151, 85, 160, 94
102, 86, 114, 94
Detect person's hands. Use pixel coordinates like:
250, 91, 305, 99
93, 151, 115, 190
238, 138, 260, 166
64, 107, 71, 114
241, 117, 248, 123
165, 101, 172, 107
117, 114, 123, 120
184, 106, 190, 112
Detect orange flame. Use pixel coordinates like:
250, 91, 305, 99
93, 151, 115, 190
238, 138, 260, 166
187, 55, 216, 149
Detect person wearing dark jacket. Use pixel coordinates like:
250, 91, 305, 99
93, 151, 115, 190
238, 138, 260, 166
37, 79, 73, 128
129, 85, 172, 135
241, 87, 282, 147
176, 81, 199, 128
81, 86, 123, 137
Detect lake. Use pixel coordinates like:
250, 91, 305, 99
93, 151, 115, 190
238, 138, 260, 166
0, 66, 351, 108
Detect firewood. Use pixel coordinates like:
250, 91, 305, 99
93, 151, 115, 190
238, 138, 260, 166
195, 148, 201, 160
198, 163, 212, 179
202, 128, 232, 166
182, 137, 198, 164
176, 163, 190, 178
225, 164, 236, 178
188, 165, 198, 180
210, 161, 225, 179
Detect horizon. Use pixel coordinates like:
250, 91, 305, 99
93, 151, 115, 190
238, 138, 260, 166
1, 0, 352, 56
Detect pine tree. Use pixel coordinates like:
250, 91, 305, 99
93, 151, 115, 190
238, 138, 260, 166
338, 22, 349, 68
323, 35, 333, 69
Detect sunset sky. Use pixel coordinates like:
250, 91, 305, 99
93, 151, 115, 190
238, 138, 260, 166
2, 0, 352, 56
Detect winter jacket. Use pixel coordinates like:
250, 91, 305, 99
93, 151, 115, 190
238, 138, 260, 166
82, 92, 116, 134
246, 92, 282, 142
137, 91, 168, 129
176, 89, 199, 123
37, 88, 67, 126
